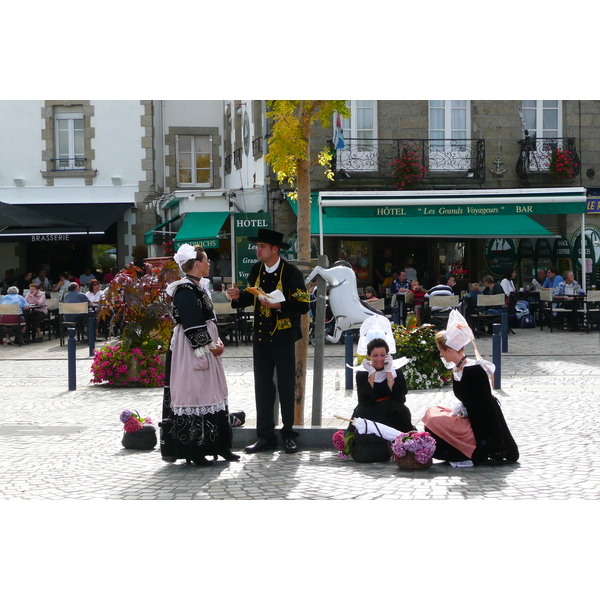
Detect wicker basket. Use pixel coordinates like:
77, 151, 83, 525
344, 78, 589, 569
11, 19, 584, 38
394, 452, 432, 471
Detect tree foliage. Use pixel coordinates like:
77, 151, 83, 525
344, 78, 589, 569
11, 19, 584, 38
265, 100, 350, 200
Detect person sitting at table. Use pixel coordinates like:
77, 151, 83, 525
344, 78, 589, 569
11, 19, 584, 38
390, 270, 411, 295
0, 286, 28, 344
405, 280, 426, 326
465, 282, 482, 306
16, 271, 34, 295
1, 269, 18, 294
425, 275, 454, 321
24, 282, 48, 342
85, 279, 104, 307
421, 310, 519, 466
64, 282, 91, 328
362, 286, 379, 304
552, 271, 582, 329
500, 268, 517, 297
541, 266, 564, 290
532, 268, 547, 290
33, 268, 51, 291
210, 282, 230, 303
53, 272, 71, 299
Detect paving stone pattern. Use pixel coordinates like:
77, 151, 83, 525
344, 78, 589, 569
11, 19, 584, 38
1, 328, 599, 500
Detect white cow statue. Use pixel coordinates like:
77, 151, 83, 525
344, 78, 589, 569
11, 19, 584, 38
306, 261, 385, 343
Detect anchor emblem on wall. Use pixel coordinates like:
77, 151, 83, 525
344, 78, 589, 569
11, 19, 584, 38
490, 155, 507, 176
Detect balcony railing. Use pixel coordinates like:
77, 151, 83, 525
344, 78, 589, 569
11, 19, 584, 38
516, 137, 581, 179
330, 138, 486, 182
51, 157, 87, 171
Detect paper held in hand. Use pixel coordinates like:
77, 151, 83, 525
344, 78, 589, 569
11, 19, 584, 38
262, 289, 285, 303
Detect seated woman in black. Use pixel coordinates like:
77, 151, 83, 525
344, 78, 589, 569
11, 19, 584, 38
350, 337, 413, 432
422, 327, 519, 465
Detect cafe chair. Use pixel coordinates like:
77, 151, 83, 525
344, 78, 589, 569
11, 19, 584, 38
236, 304, 255, 345
425, 295, 459, 330
58, 302, 90, 346
470, 293, 505, 338
539, 289, 573, 332
0, 304, 26, 346
213, 303, 238, 347
583, 290, 600, 333
37, 297, 59, 341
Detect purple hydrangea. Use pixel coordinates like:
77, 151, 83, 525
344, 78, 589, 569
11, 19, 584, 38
120, 410, 133, 423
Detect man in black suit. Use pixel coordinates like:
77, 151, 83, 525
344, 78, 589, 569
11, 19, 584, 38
229, 229, 310, 454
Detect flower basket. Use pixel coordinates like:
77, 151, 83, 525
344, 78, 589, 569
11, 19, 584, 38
394, 452, 432, 471
122, 427, 157, 450
120, 410, 157, 450
391, 430, 436, 470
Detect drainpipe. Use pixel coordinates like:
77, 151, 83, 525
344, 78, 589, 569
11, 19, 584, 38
262, 100, 269, 213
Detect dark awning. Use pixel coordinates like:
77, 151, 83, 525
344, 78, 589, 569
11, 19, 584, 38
144, 215, 181, 244
0, 203, 133, 237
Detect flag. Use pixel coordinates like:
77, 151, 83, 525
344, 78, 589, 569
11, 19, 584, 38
333, 112, 345, 150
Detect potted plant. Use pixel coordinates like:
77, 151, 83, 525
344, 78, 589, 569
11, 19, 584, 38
549, 147, 577, 180
390, 146, 426, 189
391, 430, 436, 470
90, 258, 180, 387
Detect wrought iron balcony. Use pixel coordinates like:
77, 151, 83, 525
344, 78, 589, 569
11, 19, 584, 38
516, 137, 581, 179
51, 157, 87, 171
329, 138, 486, 183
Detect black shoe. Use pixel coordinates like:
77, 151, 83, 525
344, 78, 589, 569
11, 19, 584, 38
283, 438, 299, 454
244, 439, 277, 453
186, 456, 213, 467
216, 451, 241, 462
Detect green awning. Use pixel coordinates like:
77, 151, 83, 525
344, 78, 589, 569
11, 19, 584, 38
174, 212, 229, 250
288, 195, 555, 238
144, 215, 181, 244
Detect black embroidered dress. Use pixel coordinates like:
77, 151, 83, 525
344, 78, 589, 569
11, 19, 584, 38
159, 279, 233, 462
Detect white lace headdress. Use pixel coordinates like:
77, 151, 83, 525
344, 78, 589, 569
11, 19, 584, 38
173, 243, 197, 268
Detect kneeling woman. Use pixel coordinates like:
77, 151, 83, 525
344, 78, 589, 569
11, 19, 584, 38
350, 337, 414, 433
422, 328, 519, 465
160, 244, 239, 466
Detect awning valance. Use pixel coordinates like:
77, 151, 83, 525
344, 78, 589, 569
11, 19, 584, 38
173, 212, 229, 250
144, 215, 181, 244
288, 192, 557, 238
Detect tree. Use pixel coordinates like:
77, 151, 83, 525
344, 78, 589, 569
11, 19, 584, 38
264, 100, 351, 425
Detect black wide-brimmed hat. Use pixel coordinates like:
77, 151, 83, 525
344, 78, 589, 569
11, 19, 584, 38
247, 228, 291, 250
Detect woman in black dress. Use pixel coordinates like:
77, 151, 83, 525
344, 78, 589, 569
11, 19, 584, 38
422, 328, 519, 465
159, 244, 239, 466
350, 337, 413, 432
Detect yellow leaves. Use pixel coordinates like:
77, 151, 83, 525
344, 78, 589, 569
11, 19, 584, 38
265, 101, 350, 197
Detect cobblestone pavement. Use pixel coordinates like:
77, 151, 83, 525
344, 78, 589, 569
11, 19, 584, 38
1, 327, 600, 501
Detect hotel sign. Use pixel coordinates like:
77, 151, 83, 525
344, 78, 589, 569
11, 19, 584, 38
327, 202, 582, 218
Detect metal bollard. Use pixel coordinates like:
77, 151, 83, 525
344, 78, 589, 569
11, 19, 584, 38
492, 322, 501, 389
88, 309, 96, 357
68, 328, 77, 390
345, 329, 354, 390
501, 306, 508, 353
